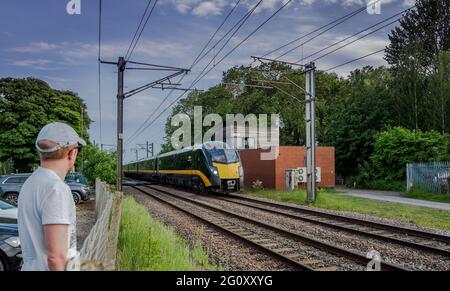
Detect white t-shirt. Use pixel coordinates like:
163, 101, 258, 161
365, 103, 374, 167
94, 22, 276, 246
18, 167, 77, 271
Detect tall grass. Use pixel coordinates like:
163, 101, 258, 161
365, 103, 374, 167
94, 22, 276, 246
117, 197, 220, 271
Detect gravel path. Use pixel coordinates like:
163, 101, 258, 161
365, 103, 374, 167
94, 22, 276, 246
76, 200, 96, 249
125, 186, 296, 271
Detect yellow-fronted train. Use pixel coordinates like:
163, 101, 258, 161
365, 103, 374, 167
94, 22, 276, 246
124, 141, 243, 194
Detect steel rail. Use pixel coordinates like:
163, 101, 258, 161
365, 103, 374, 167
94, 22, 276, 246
138, 184, 408, 271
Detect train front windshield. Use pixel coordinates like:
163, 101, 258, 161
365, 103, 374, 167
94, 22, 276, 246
208, 148, 239, 164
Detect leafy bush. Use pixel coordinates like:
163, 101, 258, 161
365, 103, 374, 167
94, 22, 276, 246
371, 127, 450, 181
77, 144, 115, 185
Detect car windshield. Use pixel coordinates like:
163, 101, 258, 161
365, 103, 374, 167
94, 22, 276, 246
0, 199, 15, 210
208, 149, 239, 164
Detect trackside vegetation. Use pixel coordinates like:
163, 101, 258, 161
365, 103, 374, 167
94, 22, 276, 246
117, 197, 221, 271
242, 189, 450, 231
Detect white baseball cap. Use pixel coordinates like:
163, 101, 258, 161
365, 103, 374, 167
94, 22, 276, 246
36, 122, 86, 153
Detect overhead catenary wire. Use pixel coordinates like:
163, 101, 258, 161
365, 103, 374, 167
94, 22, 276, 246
125, 0, 244, 144
187, 1, 263, 89
323, 48, 386, 72
273, 6, 366, 61
125, 0, 159, 61
124, 0, 153, 60
295, 6, 414, 64
261, 0, 383, 58
125, 0, 252, 144
127, 0, 293, 145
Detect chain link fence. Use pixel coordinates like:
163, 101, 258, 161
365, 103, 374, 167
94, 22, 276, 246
76, 179, 123, 270
406, 162, 450, 194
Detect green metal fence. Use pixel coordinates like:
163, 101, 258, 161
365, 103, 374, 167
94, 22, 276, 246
406, 162, 450, 194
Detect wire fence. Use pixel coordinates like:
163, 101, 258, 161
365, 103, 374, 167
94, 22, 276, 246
76, 179, 123, 271
406, 162, 450, 194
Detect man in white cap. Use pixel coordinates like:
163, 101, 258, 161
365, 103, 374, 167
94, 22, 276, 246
18, 122, 86, 271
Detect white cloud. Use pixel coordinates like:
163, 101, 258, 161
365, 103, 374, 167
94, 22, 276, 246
7, 40, 190, 66
193, 1, 223, 16
9, 42, 60, 53
10, 59, 54, 70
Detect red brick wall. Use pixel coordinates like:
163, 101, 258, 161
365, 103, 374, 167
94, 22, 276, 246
275, 146, 335, 190
239, 148, 276, 189
240, 147, 335, 190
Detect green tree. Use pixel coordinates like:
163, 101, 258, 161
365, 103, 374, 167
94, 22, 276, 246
325, 67, 394, 179
0, 78, 90, 172
77, 144, 116, 186
371, 127, 450, 181
385, 0, 450, 70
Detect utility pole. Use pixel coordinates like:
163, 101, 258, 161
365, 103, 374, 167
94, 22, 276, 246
305, 62, 316, 203
116, 56, 126, 191
247, 56, 317, 203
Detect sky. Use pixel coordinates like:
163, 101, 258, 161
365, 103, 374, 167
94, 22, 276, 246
0, 0, 414, 162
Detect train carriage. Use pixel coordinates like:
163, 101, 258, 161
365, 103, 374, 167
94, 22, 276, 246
124, 141, 243, 193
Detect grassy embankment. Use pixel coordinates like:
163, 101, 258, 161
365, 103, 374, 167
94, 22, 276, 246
241, 188, 450, 231
117, 196, 221, 271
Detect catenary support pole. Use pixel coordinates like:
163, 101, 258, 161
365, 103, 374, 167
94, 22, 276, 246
116, 57, 126, 191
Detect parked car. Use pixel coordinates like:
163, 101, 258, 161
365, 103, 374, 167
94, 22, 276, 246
65, 172, 88, 185
0, 199, 17, 220
0, 174, 30, 205
65, 181, 92, 205
0, 200, 21, 271
0, 173, 92, 205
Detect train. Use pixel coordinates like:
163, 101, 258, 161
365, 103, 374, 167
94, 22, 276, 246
124, 141, 244, 193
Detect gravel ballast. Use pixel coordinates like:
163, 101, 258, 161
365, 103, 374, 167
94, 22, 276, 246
147, 185, 450, 271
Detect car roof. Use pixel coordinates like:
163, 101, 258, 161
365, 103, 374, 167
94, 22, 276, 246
0, 223, 18, 235
3, 173, 31, 178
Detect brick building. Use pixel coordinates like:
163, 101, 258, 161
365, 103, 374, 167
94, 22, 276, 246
239, 146, 335, 190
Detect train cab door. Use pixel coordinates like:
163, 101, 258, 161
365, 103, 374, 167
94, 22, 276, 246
192, 150, 206, 193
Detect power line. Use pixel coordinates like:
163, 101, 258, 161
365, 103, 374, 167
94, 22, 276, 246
187, 1, 262, 89
324, 48, 386, 72
296, 6, 413, 64
98, 0, 103, 146
125, 0, 249, 144
127, 0, 293, 145
261, 0, 382, 58
126, 0, 271, 144
125, 0, 159, 61
124, 0, 154, 60
273, 6, 366, 60
125, 0, 245, 144
191, 0, 243, 68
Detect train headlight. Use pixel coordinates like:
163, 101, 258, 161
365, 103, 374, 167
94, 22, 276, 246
210, 166, 219, 176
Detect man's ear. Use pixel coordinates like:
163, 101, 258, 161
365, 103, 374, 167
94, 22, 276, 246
68, 148, 78, 161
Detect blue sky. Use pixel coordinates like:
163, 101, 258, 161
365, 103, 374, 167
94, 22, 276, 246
0, 0, 413, 162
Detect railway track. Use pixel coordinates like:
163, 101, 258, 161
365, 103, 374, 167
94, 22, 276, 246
131, 184, 408, 271
210, 192, 450, 258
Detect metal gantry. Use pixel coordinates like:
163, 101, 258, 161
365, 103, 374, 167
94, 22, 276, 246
100, 57, 191, 191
